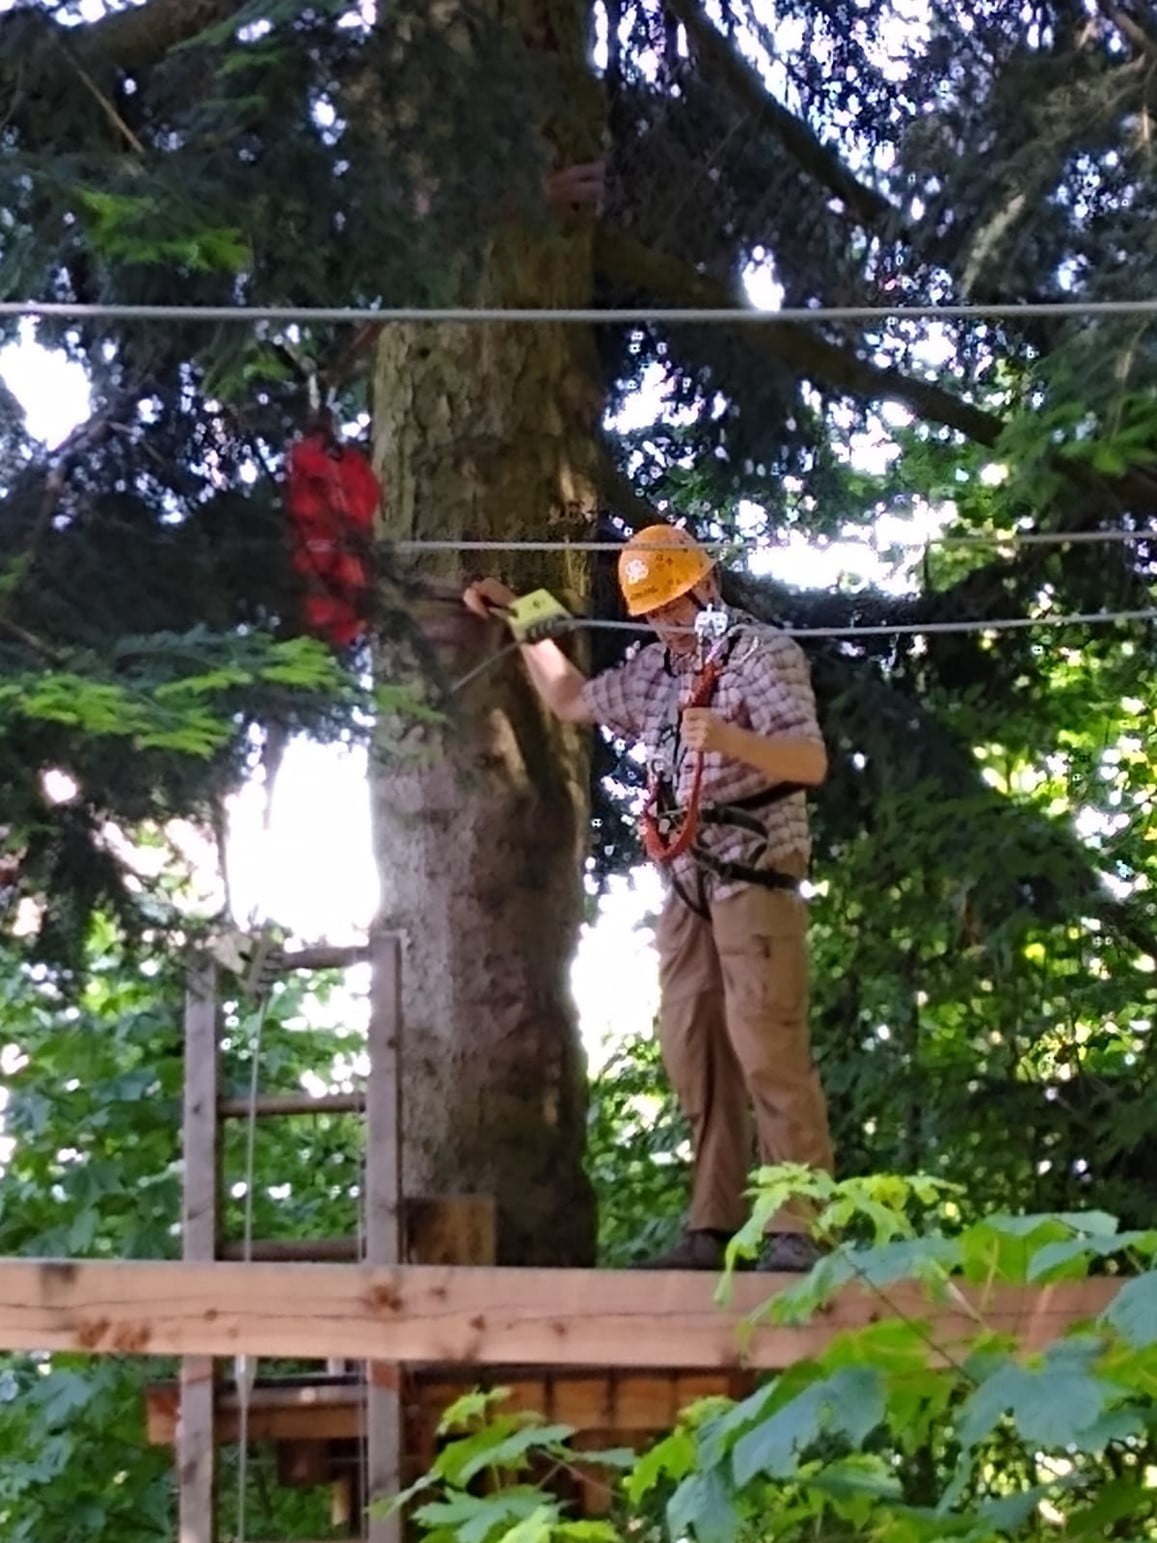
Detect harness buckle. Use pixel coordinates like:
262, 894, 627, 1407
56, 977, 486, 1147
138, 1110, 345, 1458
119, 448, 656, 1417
694, 605, 730, 645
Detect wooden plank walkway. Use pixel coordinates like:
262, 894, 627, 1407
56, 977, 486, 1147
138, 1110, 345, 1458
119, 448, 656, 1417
0, 1259, 1120, 1369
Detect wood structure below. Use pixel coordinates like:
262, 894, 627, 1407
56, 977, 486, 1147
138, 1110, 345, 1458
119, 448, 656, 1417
144, 1365, 758, 1526
145, 1365, 757, 1448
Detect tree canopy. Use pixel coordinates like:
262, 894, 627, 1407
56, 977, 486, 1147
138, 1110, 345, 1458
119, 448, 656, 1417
1, 0, 1157, 1535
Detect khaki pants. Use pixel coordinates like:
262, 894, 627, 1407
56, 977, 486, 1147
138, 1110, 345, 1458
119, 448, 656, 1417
655, 869, 834, 1235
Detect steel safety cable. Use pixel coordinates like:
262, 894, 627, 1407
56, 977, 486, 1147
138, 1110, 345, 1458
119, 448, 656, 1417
10, 297, 1157, 323
449, 607, 1157, 695
390, 529, 1157, 554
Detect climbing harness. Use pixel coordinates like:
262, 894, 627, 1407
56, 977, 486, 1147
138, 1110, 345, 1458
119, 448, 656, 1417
639, 604, 736, 864
639, 606, 808, 915
640, 677, 716, 863
285, 388, 381, 649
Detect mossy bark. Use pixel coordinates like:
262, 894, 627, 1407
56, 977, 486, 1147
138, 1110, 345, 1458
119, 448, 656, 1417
368, 0, 604, 1265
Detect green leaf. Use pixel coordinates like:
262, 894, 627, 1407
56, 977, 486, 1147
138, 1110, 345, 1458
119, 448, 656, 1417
455, 1423, 575, 1484
731, 1367, 884, 1485
957, 1339, 1116, 1450
412, 1487, 554, 1543
818, 1316, 933, 1375
153, 666, 252, 699
36, 1371, 96, 1427
667, 1466, 738, 1543
66, 1208, 98, 1254
809, 1453, 904, 1503
572, 1445, 635, 1470
1101, 1272, 1157, 1348
987, 1210, 1121, 1238
957, 1214, 1074, 1284
437, 1386, 512, 1434
498, 1505, 563, 1543
696, 1380, 779, 1470
974, 1484, 1059, 1533
756, 1248, 855, 1323
1028, 1230, 1157, 1282
1069, 1404, 1146, 1451
764, 1238, 958, 1326
1064, 1475, 1157, 1537
848, 1236, 960, 1288
724, 1164, 833, 1269
625, 1427, 695, 1504
190, 225, 251, 272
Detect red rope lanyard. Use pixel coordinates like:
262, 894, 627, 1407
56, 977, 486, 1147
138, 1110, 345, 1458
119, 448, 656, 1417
640, 657, 721, 864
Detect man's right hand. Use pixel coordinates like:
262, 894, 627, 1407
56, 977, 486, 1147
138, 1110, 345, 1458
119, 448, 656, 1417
463, 577, 518, 621
463, 576, 593, 723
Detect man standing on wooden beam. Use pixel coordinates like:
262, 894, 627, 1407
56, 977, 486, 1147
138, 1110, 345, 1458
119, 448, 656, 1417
464, 525, 834, 1272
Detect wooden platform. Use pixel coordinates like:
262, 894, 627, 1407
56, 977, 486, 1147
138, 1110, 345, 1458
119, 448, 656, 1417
145, 1365, 760, 1520
0, 1258, 1122, 1368
144, 1367, 756, 1446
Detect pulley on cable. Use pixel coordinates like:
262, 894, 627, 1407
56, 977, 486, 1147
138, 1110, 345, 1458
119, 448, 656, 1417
284, 378, 382, 650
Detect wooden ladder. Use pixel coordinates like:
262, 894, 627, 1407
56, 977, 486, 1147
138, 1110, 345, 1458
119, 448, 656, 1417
180, 933, 402, 1543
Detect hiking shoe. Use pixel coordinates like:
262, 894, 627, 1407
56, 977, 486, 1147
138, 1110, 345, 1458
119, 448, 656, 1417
757, 1232, 824, 1272
634, 1229, 734, 1271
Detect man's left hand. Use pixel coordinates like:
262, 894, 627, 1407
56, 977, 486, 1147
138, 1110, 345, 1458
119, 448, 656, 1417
681, 708, 734, 755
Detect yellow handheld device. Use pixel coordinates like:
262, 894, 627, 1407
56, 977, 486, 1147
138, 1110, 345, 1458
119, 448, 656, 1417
504, 589, 573, 643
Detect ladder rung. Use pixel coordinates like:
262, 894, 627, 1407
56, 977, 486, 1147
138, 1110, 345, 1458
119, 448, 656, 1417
219, 1092, 366, 1119
220, 1237, 360, 1262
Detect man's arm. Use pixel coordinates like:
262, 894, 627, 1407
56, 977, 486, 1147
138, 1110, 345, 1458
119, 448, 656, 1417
693, 718, 827, 785
519, 636, 594, 723
681, 631, 828, 785
463, 578, 594, 724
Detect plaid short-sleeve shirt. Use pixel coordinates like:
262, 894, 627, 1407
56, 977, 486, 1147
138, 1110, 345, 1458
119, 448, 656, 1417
582, 609, 822, 900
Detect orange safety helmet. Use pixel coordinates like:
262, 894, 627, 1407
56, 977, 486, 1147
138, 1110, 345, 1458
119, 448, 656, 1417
617, 525, 714, 617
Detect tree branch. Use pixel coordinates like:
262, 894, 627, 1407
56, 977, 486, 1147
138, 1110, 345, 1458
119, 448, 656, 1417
724, 550, 1039, 648
664, 0, 895, 231
62, 48, 147, 153
1096, 0, 1157, 61
595, 222, 1157, 511
730, 567, 1157, 959
0, 0, 249, 151
727, 541, 1122, 639
594, 222, 1003, 445
87, 0, 249, 77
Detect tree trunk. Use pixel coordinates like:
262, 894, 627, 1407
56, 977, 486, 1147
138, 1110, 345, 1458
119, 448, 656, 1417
368, 0, 604, 1266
